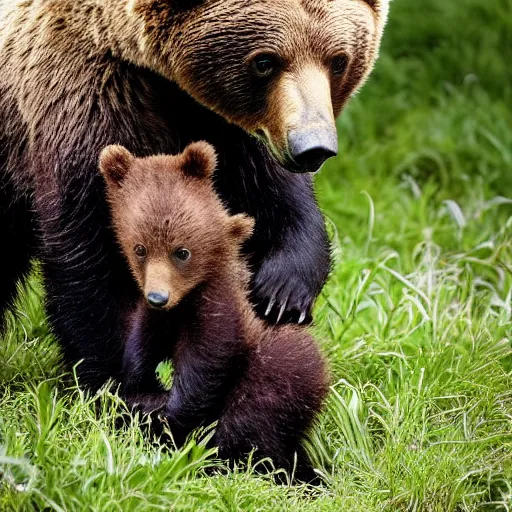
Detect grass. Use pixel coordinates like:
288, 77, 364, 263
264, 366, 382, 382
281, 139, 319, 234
1, 0, 512, 509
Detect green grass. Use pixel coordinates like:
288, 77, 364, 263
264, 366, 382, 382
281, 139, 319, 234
1, 0, 512, 509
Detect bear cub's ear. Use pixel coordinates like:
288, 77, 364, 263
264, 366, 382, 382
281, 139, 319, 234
99, 145, 135, 187
181, 141, 217, 180
229, 214, 255, 243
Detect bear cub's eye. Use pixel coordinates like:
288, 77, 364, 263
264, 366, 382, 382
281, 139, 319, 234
134, 244, 147, 258
174, 248, 191, 262
251, 53, 278, 79
331, 55, 349, 76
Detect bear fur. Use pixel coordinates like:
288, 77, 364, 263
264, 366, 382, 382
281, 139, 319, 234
99, 142, 330, 480
0, 0, 388, 390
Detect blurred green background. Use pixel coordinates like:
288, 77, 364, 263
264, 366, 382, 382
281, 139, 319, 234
319, 0, 512, 255
1, 0, 511, 510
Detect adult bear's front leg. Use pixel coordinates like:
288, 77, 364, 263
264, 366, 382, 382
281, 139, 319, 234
216, 135, 331, 325
249, 173, 331, 325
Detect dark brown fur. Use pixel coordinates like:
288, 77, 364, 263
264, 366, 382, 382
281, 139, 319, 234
99, 142, 330, 481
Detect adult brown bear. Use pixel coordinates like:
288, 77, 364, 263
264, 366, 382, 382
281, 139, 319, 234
0, 1, 388, 391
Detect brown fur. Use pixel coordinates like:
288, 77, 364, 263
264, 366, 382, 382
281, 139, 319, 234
100, 142, 330, 481
1, 0, 388, 169
136, 0, 389, 165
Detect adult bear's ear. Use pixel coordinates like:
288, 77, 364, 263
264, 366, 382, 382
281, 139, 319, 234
99, 145, 135, 187
181, 141, 217, 180
229, 214, 255, 243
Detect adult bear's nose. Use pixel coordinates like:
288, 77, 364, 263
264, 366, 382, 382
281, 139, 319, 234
288, 128, 338, 172
146, 290, 169, 308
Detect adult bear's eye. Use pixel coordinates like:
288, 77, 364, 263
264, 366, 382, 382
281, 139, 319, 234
134, 244, 147, 258
331, 55, 349, 76
251, 53, 278, 79
174, 248, 191, 262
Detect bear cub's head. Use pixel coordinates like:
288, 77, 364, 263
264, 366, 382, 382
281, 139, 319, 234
99, 142, 254, 310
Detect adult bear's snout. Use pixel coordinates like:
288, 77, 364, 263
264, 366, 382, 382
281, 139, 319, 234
263, 64, 339, 173
288, 128, 338, 172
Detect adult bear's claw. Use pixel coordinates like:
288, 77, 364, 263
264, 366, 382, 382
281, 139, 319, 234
276, 302, 287, 323
264, 296, 276, 317
251, 252, 322, 325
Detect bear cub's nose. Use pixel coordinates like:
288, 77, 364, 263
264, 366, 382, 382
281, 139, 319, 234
146, 291, 169, 308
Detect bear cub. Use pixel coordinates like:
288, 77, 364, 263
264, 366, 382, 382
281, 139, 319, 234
99, 142, 329, 480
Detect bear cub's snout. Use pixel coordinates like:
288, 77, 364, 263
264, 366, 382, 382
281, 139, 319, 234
146, 290, 169, 308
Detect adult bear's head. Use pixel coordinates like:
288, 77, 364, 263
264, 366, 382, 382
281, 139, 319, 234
132, 0, 389, 172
